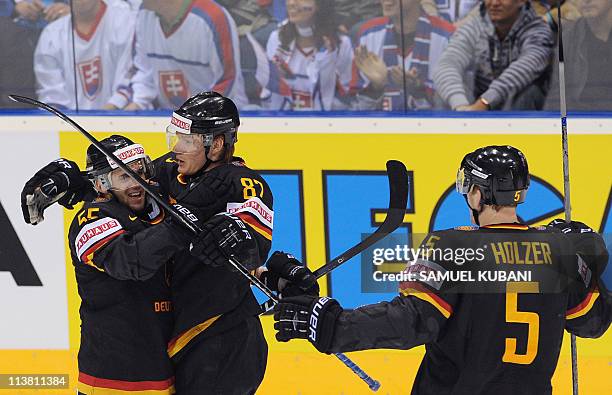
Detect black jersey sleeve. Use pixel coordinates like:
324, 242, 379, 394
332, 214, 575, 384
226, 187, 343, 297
224, 167, 274, 270
329, 294, 448, 353
564, 231, 612, 338
397, 231, 461, 320
69, 206, 188, 281
329, 231, 462, 353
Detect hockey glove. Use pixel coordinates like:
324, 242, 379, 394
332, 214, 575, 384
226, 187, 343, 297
273, 295, 343, 353
261, 251, 319, 297
21, 158, 94, 225
548, 219, 609, 277
190, 213, 258, 269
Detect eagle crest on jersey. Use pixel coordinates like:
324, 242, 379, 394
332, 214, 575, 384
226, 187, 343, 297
78, 57, 103, 99
160, 71, 190, 107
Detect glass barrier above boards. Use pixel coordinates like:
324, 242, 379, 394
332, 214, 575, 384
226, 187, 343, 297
1, 0, 611, 113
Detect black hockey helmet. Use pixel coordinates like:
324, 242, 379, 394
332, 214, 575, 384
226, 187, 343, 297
166, 91, 239, 151
85, 135, 152, 191
456, 145, 530, 206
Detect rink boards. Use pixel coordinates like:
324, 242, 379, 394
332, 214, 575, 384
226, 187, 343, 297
0, 113, 610, 394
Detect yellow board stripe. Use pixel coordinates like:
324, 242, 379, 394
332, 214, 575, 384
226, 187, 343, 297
400, 288, 451, 318
167, 315, 221, 358
77, 382, 175, 395
566, 290, 600, 320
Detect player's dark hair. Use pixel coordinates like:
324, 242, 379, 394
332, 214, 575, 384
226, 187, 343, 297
279, 0, 340, 51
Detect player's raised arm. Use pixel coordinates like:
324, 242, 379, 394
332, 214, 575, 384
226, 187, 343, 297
21, 158, 96, 225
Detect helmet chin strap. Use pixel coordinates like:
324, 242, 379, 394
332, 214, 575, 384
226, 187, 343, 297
463, 195, 482, 226
198, 144, 227, 175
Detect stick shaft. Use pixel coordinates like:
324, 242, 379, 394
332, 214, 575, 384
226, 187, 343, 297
556, 7, 578, 395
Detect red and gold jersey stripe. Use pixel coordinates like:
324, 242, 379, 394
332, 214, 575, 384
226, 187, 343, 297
566, 288, 600, 320
80, 229, 126, 269
167, 315, 221, 358
400, 283, 453, 319
77, 372, 174, 394
235, 212, 272, 240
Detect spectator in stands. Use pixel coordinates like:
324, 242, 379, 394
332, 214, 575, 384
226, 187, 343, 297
123, 0, 247, 110
422, 0, 480, 24
218, 0, 276, 44
215, 1, 279, 106
535, 0, 581, 30
14, 0, 70, 29
335, 0, 382, 33
261, 0, 353, 110
433, 0, 553, 111
34, 0, 136, 110
0, 0, 14, 16
350, 0, 455, 111
0, 0, 36, 107
545, 0, 612, 111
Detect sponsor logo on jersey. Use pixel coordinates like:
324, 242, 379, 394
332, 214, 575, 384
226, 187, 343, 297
78, 57, 102, 99
226, 197, 274, 229
291, 90, 312, 109
160, 71, 190, 107
75, 217, 123, 260
403, 259, 448, 290
106, 144, 146, 169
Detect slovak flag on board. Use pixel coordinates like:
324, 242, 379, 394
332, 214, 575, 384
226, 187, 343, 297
160, 70, 190, 107
78, 57, 103, 99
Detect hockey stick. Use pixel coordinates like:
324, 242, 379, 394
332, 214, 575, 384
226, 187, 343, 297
555, 8, 579, 395
314, 160, 408, 279
259, 160, 407, 311
259, 160, 408, 388
9, 94, 382, 392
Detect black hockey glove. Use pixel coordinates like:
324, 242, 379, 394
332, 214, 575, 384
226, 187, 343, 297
21, 158, 94, 225
273, 295, 343, 353
548, 219, 609, 277
261, 251, 319, 297
190, 213, 258, 269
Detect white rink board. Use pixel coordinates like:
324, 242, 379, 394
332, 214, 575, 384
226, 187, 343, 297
0, 129, 69, 349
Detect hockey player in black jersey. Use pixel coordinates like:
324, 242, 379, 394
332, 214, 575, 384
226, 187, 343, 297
20, 92, 317, 394
273, 145, 612, 394
66, 136, 179, 394
155, 92, 273, 394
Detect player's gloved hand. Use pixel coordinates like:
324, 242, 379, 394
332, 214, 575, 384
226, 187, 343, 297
190, 213, 258, 268
21, 158, 94, 225
261, 251, 319, 297
273, 295, 342, 353
548, 219, 609, 277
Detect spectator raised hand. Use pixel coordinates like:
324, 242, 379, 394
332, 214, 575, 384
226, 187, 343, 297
354, 45, 388, 91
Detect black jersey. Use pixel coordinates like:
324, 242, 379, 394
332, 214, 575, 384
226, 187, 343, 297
328, 223, 611, 395
153, 155, 273, 360
68, 196, 185, 394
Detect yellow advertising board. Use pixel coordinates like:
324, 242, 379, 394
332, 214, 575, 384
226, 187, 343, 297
0, 115, 610, 394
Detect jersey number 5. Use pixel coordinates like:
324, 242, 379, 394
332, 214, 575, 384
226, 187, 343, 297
502, 283, 540, 365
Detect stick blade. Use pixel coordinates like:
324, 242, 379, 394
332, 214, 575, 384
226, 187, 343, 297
8, 94, 31, 105
384, 159, 409, 225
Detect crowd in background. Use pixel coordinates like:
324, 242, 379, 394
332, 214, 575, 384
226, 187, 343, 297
1, 0, 611, 112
